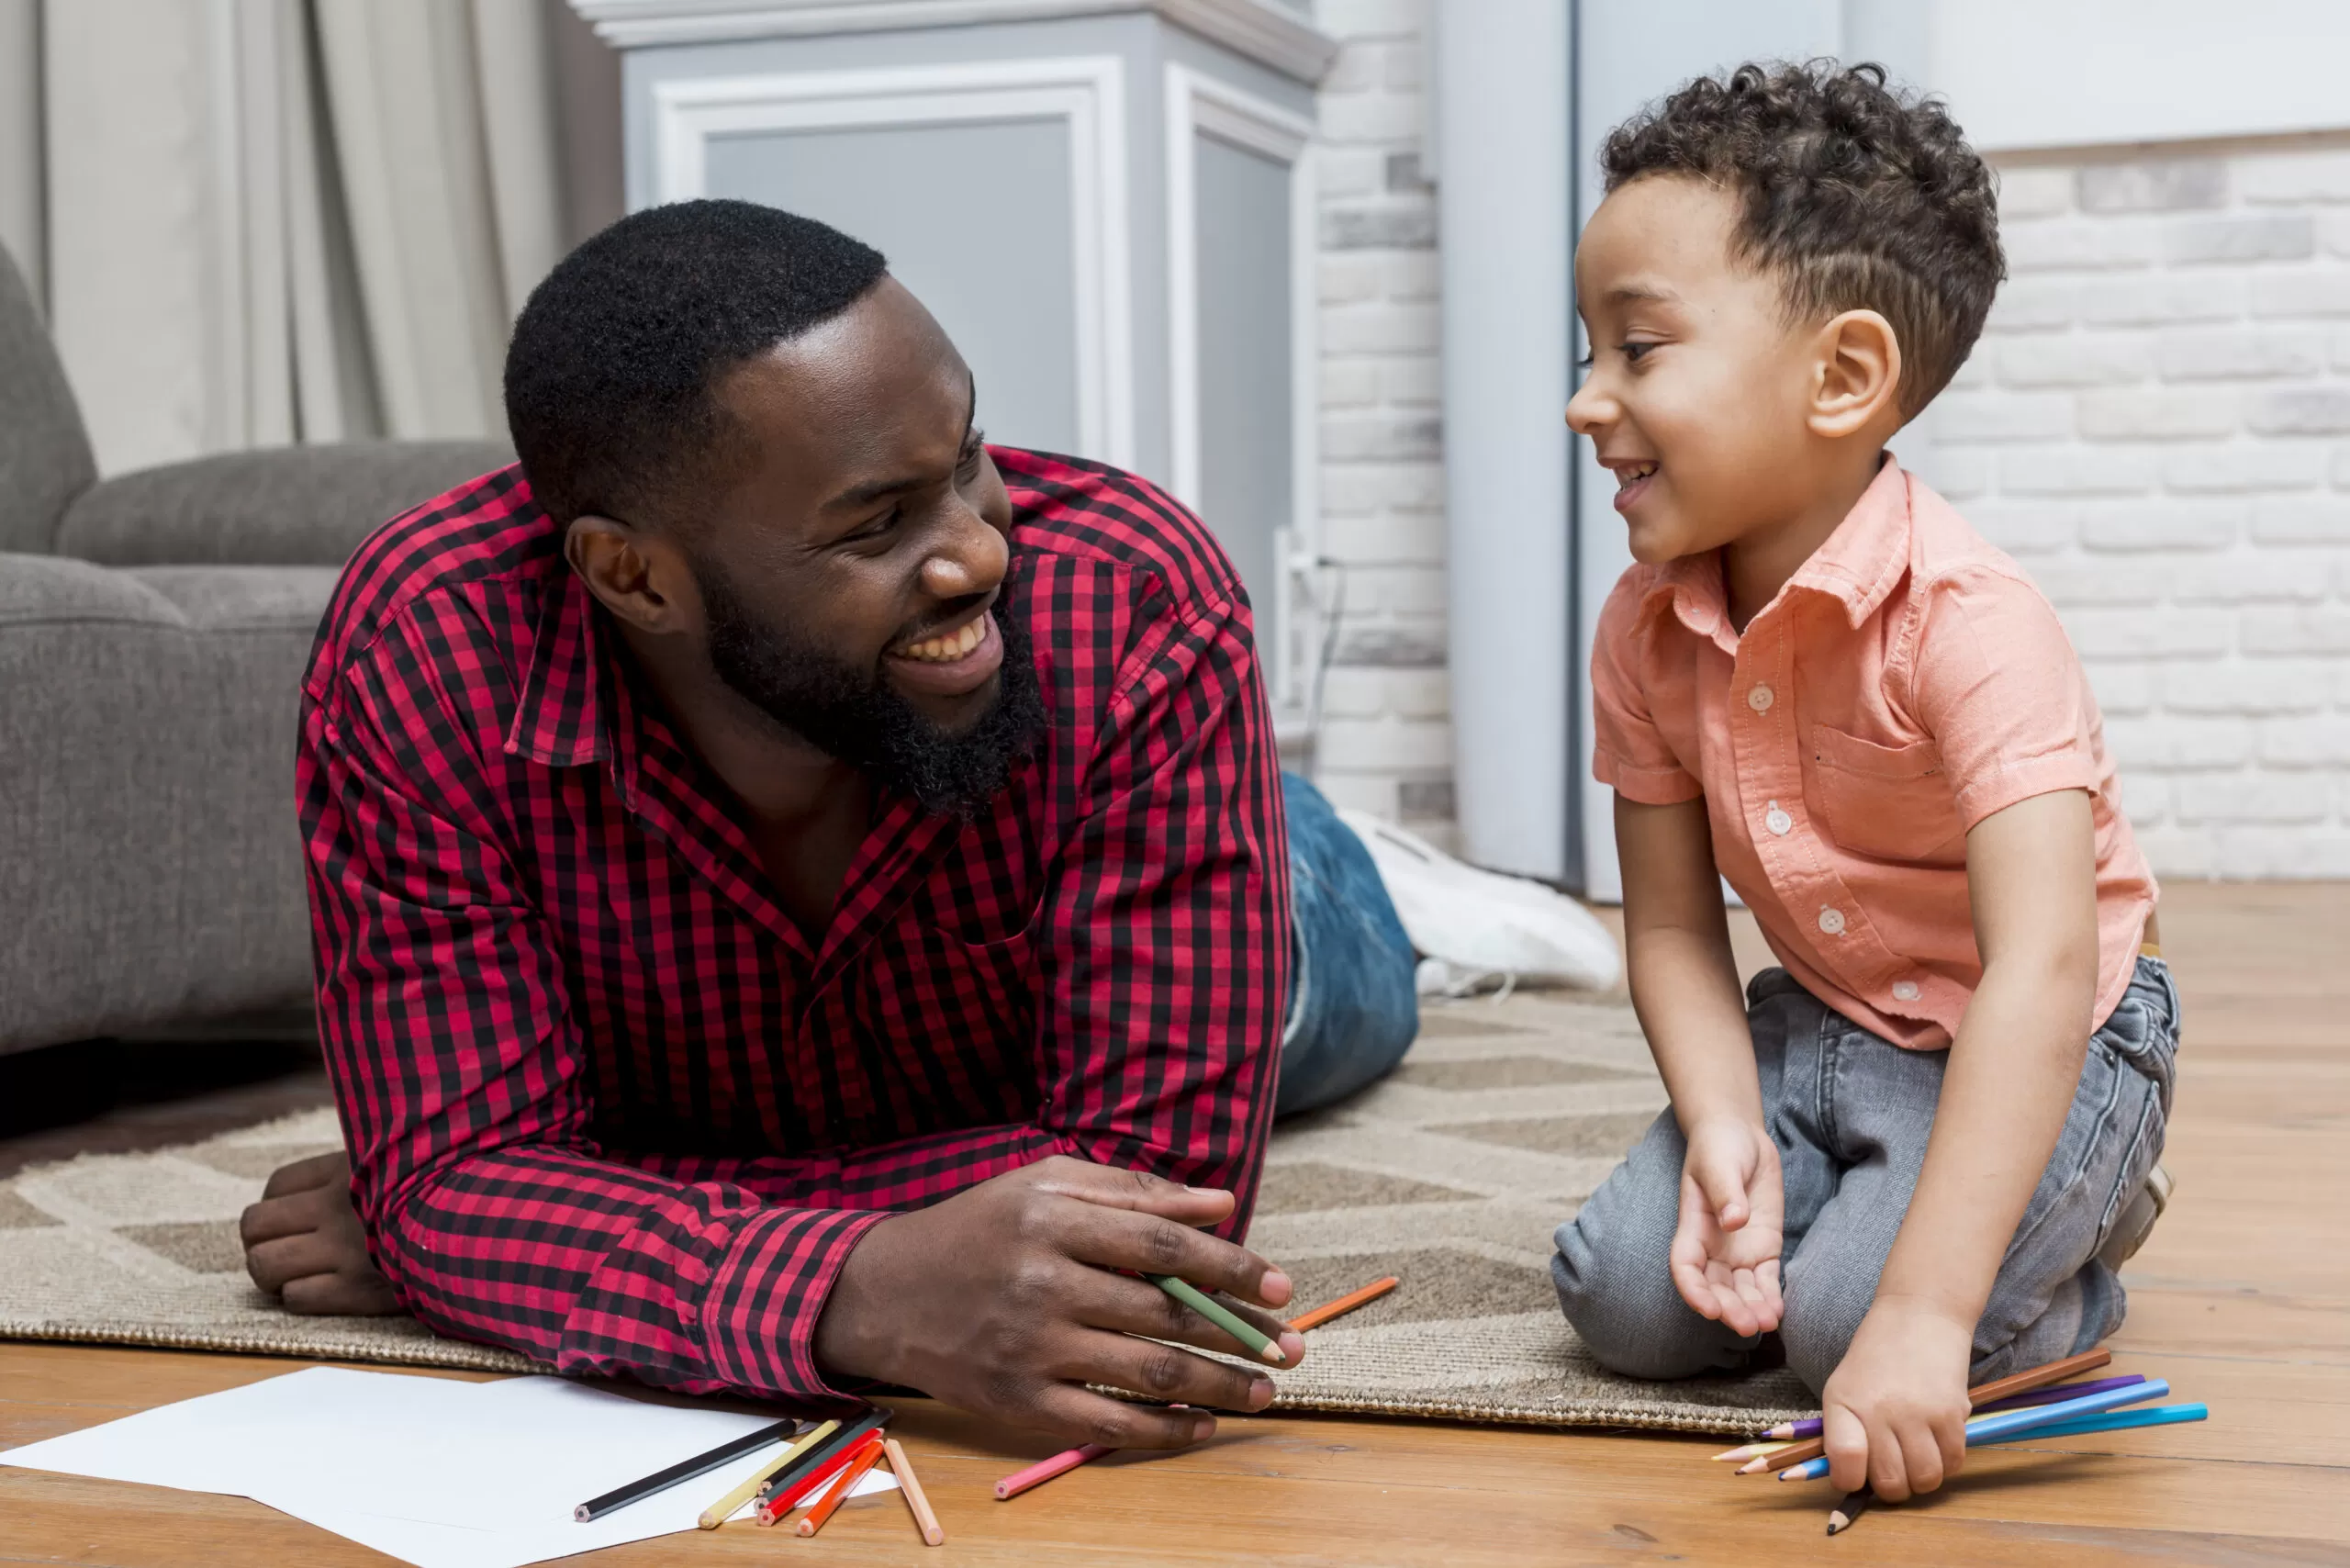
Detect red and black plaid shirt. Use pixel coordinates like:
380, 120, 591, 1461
300, 447, 1288, 1403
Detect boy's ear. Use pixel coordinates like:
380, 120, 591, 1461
1806, 308, 1904, 441
566, 514, 699, 637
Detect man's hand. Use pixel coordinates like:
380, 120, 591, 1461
240, 1151, 402, 1315
1821, 1297, 1974, 1501
813, 1156, 1304, 1450
1670, 1117, 1785, 1337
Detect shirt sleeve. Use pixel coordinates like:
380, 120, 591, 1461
1908, 566, 2105, 828
304, 621, 881, 1406
1590, 568, 1702, 805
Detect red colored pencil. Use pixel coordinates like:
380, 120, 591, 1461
755, 1433, 877, 1526
796, 1434, 888, 1537
1288, 1275, 1401, 1332
995, 1442, 1114, 1500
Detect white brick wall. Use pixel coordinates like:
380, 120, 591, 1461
1305, 16, 2350, 878
1305, 0, 1455, 836
1912, 140, 2350, 877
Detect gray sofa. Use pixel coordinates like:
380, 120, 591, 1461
1, 248, 510, 1055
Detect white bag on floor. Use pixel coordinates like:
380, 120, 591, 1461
1337, 811, 1622, 992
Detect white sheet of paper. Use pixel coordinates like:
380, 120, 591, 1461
0, 1367, 895, 1568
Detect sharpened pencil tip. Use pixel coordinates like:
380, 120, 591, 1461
1262, 1344, 1286, 1363
1827, 1513, 1849, 1536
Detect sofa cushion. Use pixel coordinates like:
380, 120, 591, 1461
0, 555, 339, 1053
55, 441, 513, 567
0, 247, 98, 555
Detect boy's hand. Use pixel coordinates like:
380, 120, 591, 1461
1670, 1118, 1785, 1336
1820, 1299, 1973, 1500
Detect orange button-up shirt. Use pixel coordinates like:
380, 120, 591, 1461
1591, 458, 2156, 1050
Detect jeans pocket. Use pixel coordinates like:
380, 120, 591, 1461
2100, 958, 2182, 1114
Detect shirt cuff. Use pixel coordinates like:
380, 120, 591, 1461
1594, 746, 1704, 805
698, 1204, 892, 1404
1952, 752, 2101, 829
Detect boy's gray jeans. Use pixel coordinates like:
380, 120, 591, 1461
1552, 956, 2179, 1395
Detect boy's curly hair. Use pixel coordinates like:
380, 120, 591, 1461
1601, 60, 2003, 418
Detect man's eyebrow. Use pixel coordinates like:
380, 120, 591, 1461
821, 373, 980, 511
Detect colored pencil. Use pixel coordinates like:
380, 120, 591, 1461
753, 1412, 890, 1526
795, 1433, 888, 1537
995, 1442, 1116, 1500
884, 1436, 946, 1547
696, 1417, 838, 1529
1712, 1437, 1799, 1464
1145, 1272, 1286, 1363
572, 1416, 803, 1523
1976, 1402, 2207, 1445
1288, 1275, 1400, 1332
1740, 1349, 2118, 1469
755, 1406, 887, 1503
1973, 1372, 2146, 1416
1777, 1379, 2170, 1481
1826, 1487, 1874, 1536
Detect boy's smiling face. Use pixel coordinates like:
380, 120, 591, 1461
1567, 175, 1843, 566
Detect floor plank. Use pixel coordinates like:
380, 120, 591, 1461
3, 879, 2346, 1565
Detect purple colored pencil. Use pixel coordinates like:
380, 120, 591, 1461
1756, 1374, 2148, 1443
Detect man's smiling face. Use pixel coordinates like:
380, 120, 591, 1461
671, 275, 1045, 813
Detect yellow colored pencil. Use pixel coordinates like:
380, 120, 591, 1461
695, 1418, 837, 1529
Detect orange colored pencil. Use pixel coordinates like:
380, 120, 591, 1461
884, 1437, 946, 1547
795, 1433, 887, 1538
1288, 1275, 1400, 1332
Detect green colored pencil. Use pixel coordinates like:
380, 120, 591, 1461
1144, 1273, 1286, 1363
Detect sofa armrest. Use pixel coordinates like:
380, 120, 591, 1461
54, 440, 514, 567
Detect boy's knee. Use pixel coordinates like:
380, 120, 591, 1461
1551, 1227, 1740, 1381
1778, 1273, 1873, 1395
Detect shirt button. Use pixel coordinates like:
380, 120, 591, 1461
1818, 906, 1846, 935
1892, 980, 1921, 1002
1748, 683, 1775, 713
1764, 801, 1793, 836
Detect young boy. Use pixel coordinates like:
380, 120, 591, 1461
1550, 62, 2178, 1504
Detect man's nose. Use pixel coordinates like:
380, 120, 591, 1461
920, 501, 1009, 600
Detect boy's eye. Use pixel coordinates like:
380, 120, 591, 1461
1575, 352, 1595, 370
1621, 342, 1655, 364
847, 510, 900, 543
956, 428, 988, 480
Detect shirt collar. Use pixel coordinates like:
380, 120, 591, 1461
507, 566, 623, 778
1635, 454, 1913, 648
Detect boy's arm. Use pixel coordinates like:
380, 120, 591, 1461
1822, 787, 2100, 1501
1617, 795, 1785, 1336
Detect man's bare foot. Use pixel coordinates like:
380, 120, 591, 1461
240, 1150, 402, 1315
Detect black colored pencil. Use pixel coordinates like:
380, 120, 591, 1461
755, 1406, 890, 1503
572, 1416, 805, 1522
1826, 1487, 1874, 1537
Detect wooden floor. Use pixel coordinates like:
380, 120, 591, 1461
3, 881, 2345, 1566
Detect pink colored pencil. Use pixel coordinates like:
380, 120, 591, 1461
994, 1442, 1114, 1500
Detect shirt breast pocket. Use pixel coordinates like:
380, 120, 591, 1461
1807, 725, 1969, 866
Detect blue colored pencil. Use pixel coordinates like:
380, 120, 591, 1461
1977, 1402, 2207, 1444
1777, 1378, 2171, 1481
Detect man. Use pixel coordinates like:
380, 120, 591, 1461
239, 200, 1419, 1450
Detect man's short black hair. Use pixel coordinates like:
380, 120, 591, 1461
1602, 60, 2004, 418
504, 198, 889, 527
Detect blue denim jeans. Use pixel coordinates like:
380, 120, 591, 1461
1552, 956, 2180, 1394
1276, 773, 1420, 1116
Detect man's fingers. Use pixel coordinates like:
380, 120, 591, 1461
239, 1190, 329, 1249
281, 1271, 403, 1316
1061, 1328, 1275, 1418
1026, 1159, 1236, 1225
245, 1231, 346, 1294
1024, 1383, 1216, 1452
1069, 1271, 1306, 1367
1054, 1200, 1286, 1309
261, 1150, 351, 1201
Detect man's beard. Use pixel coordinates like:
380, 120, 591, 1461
694, 554, 1046, 819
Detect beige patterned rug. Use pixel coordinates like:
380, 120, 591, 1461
0, 994, 1813, 1434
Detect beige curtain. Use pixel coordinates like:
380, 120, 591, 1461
28, 0, 576, 476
